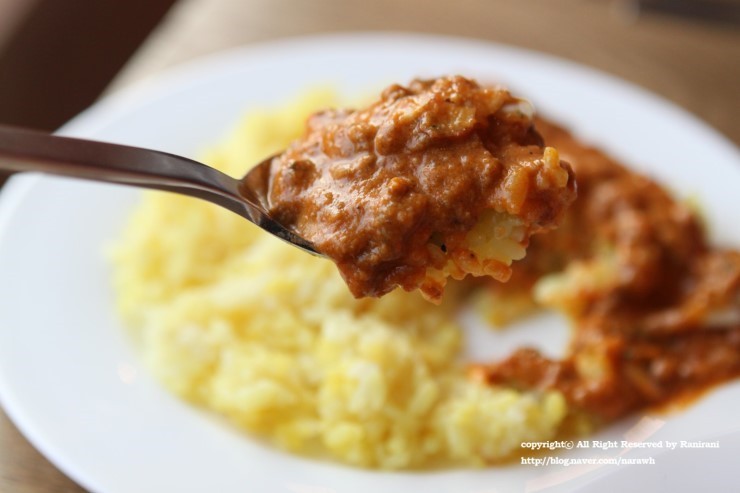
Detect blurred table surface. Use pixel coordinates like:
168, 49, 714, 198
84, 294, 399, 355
1, 0, 739, 491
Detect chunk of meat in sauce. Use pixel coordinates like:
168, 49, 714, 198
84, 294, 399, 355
267, 76, 576, 301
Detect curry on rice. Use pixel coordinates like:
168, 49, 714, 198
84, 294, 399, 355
111, 79, 740, 469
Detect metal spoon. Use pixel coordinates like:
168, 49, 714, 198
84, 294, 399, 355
0, 124, 320, 256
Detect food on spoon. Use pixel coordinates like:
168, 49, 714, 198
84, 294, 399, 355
266, 76, 576, 302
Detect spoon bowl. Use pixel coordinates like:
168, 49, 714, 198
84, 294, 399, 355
0, 124, 320, 256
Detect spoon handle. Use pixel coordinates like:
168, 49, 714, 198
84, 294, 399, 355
0, 124, 255, 220
0, 124, 321, 256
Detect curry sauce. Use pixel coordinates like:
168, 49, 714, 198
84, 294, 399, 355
473, 118, 740, 422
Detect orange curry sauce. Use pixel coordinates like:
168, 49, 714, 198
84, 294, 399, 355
472, 118, 740, 422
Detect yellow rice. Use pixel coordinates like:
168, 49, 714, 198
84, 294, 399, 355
110, 89, 567, 469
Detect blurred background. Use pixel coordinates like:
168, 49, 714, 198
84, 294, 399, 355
0, 0, 738, 491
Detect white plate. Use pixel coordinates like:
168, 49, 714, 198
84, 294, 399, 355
1, 33, 739, 493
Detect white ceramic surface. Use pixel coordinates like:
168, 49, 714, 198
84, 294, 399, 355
0, 33, 739, 493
